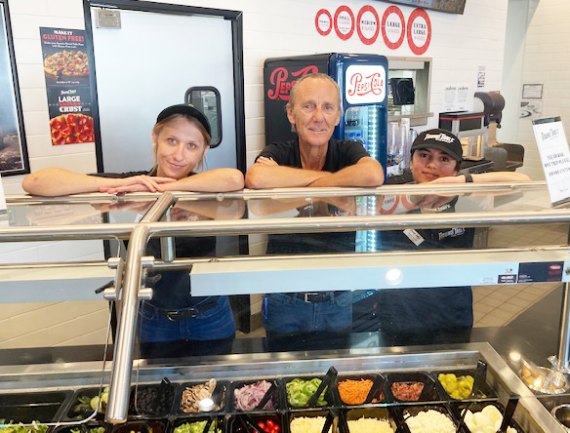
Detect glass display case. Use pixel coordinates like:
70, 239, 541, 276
1, 182, 570, 433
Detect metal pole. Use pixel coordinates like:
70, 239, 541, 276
558, 282, 570, 371
160, 208, 175, 263
105, 224, 149, 424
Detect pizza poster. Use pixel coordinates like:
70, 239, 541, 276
40, 27, 95, 145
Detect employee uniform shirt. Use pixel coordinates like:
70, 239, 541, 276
353, 197, 475, 340
91, 170, 235, 343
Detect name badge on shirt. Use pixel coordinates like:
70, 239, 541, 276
403, 229, 425, 246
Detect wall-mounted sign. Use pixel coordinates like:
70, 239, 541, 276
316, 5, 431, 56
375, 0, 466, 15
315, 8, 332, 36
522, 83, 543, 99
532, 116, 570, 206
0, 1, 30, 176
40, 27, 95, 146
381, 6, 405, 50
345, 64, 386, 105
407, 8, 432, 55
334, 5, 355, 41
356, 5, 379, 45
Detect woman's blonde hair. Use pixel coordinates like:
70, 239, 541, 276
152, 113, 212, 173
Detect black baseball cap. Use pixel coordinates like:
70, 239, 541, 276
156, 104, 211, 136
410, 128, 463, 162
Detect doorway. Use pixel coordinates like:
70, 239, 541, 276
83, 0, 245, 173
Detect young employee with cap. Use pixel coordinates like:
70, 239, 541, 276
410, 128, 530, 185
353, 128, 530, 344
23, 104, 244, 354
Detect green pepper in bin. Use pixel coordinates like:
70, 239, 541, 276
70, 428, 105, 433
0, 421, 49, 433
286, 378, 328, 407
173, 421, 221, 433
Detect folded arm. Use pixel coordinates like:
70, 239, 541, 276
308, 157, 384, 187
431, 171, 531, 184
245, 157, 330, 188
22, 168, 174, 197
144, 168, 243, 193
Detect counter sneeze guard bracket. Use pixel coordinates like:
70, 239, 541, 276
103, 256, 124, 302
558, 282, 570, 371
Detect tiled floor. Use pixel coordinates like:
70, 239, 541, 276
472, 222, 567, 328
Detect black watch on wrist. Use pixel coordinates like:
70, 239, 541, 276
464, 173, 474, 183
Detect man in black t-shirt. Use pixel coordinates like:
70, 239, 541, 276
246, 73, 384, 339
246, 73, 383, 189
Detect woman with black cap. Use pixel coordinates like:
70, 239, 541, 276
353, 128, 530, 344
23, 104, 243, 195
23, 104, 244, 355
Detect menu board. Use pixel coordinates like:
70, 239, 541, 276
40, 27, 95, 146
377, 0, 466, 14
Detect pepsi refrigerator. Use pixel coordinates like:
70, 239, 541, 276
263, 53, 389, 251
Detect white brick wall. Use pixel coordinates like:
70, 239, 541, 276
512, 0, 570, 180
3, 0, 517, 347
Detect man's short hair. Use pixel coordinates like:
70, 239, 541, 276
287, 72, 343, 113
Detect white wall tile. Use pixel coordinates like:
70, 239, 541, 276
6, 0, 49, 16
20, 87, 48, 111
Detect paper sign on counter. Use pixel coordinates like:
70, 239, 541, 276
532, 116, 570, 206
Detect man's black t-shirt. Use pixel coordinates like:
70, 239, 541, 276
257, 139, 370, 171
260, 139, 370, 255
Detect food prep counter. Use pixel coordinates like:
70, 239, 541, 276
0, 343, 566, 433
1, 182, 570, 432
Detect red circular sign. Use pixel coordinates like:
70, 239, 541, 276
381, 5, 405, 50
356, 5, 379, 45
379, 195, 400, 215
334, 5, 355, 41
407, 8, 432, 55
315, 9, 333, 36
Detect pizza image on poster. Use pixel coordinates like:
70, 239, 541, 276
50, 113, 94, 145
43, 50, 89, 78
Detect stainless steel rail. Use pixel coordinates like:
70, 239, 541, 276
7, 181, 543, 205
0, 224, 134, 241
106, 224, 150, 424
132, 209, 570, 238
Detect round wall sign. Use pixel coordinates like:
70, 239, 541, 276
315, 9, 332, 36
381, 5, 405, 50
356, 5, 379, 45
407, 8, 431, 55
334, 5, 355, 41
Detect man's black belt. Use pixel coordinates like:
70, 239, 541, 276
141, 297, 219, 321
290, 292, 339, 303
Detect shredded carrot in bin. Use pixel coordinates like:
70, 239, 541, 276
338, 378, 379, 405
